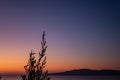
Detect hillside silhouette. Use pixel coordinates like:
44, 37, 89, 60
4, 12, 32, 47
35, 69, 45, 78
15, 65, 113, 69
50, 69, 120, 76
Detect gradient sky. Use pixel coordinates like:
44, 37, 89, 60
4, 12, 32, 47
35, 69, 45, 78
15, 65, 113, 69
0, 0, 120, 73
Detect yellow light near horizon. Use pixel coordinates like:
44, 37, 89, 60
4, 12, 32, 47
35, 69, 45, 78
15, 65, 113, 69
0, 50, 120, 74
0, 55, 25, 73
0, 61, 24, 73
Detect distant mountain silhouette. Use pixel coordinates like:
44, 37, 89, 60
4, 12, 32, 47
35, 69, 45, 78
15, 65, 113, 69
50, 69, 120, 76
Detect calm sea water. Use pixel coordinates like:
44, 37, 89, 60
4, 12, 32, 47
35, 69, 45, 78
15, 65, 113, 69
2, 75, 120, 80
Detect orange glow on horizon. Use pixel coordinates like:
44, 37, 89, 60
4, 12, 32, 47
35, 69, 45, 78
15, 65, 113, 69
0, 61, 120, 74
0, 50, 120, 73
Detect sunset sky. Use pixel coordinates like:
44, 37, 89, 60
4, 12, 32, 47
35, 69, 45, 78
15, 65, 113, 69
0, 0, 120, 74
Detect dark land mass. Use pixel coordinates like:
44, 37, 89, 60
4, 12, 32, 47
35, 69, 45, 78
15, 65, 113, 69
50, 69, 120, 76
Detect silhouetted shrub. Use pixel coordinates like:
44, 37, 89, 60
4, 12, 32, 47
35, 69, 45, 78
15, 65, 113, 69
0, 75, 1, 80
21, 31, 50, 80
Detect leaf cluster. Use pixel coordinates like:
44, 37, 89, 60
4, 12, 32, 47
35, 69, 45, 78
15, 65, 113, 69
21, 31, 50, 80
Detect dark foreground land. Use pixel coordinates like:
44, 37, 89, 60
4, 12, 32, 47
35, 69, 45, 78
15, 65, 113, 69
50, 69, 120, 76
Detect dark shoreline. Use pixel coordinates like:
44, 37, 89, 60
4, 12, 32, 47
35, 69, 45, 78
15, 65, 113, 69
49, 69, 120, 76
1, 69, 120, 76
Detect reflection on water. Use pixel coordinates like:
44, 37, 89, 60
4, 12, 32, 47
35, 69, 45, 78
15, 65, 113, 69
2, 75, 120, 80
50, 75, 120, 80
2, 75, 21, 80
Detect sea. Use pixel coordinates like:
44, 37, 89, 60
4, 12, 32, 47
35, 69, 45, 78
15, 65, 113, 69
2, 75, 120, 80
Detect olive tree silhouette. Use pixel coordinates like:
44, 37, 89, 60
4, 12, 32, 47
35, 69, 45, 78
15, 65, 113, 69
21, 31, 50, 80
0, 75, 2, 80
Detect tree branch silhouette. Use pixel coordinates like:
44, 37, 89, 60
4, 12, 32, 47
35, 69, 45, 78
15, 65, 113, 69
21, 31, 50, 80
